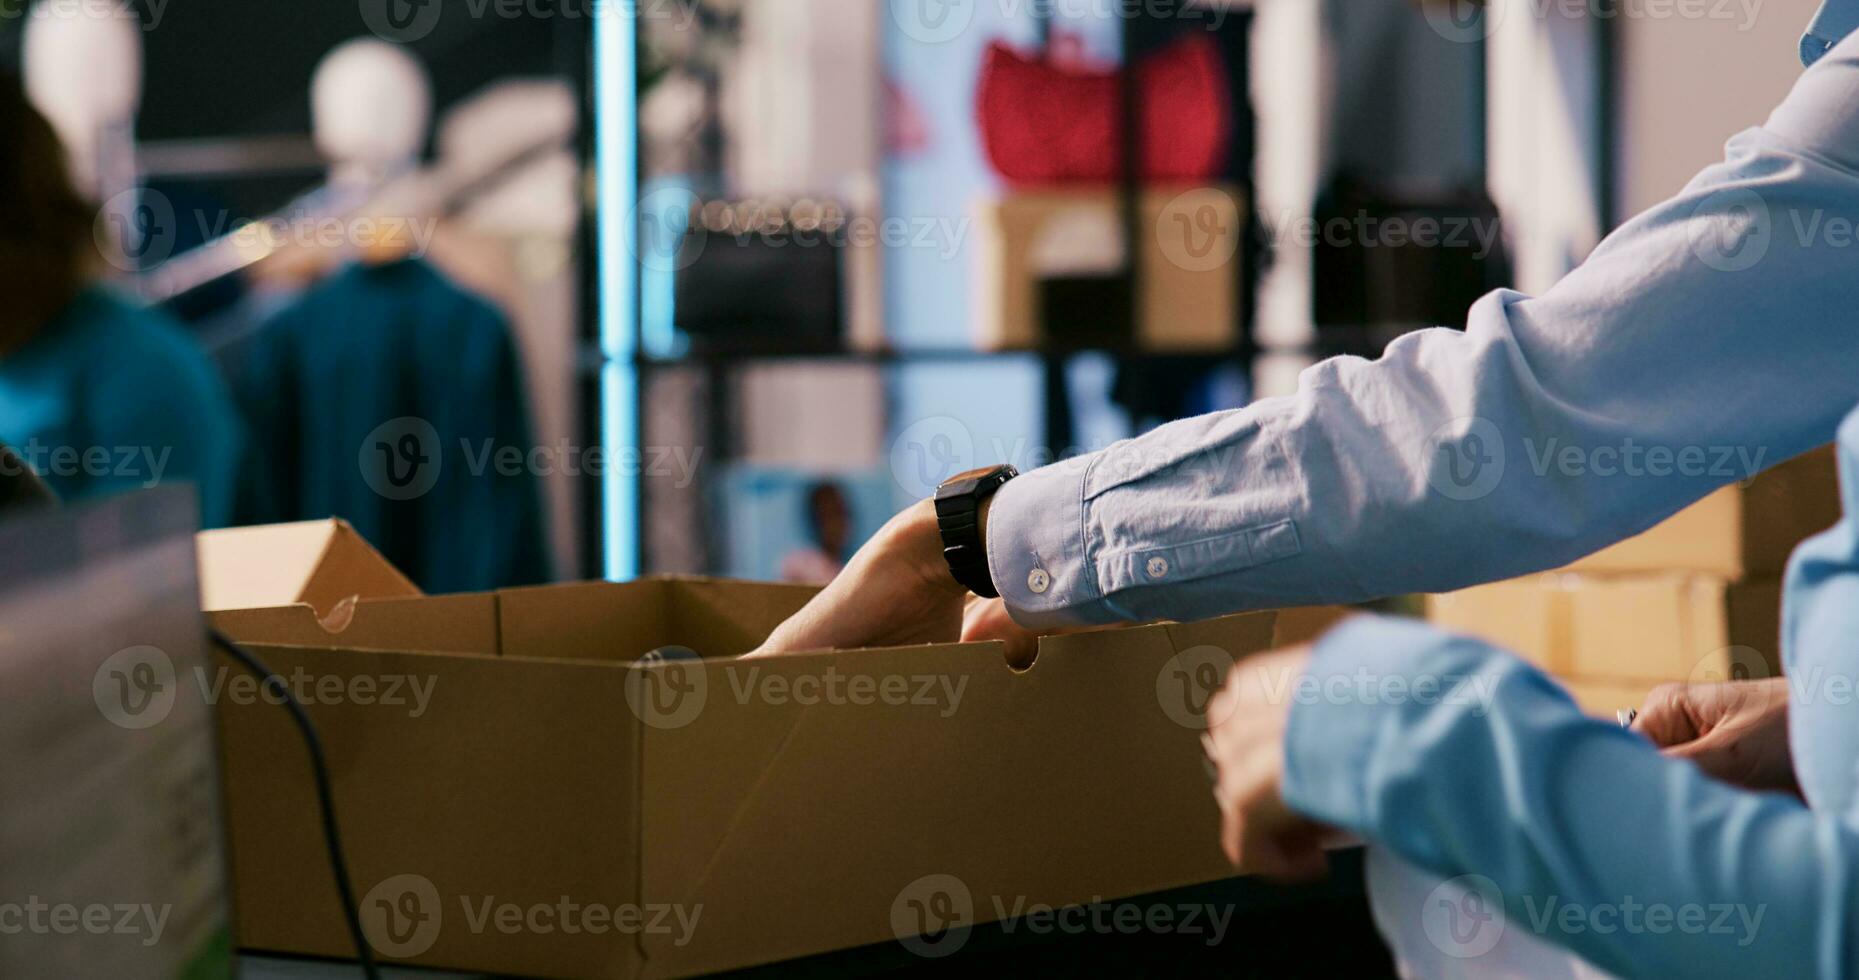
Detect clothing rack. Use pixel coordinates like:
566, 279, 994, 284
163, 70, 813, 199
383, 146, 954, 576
137, 133, 569, 304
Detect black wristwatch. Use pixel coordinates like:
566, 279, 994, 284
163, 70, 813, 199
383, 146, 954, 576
933, 464, 1018, 598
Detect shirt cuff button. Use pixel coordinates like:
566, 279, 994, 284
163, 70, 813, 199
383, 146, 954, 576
1146, 556, 1170, 580
1027, 568, 1051, 595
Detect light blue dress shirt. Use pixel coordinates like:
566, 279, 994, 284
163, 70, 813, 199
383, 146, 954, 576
989, 22, 1859, 629
982, 11, 1859, 976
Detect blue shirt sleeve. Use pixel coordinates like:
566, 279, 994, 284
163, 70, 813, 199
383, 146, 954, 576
1283, 615, 1859, 979
988, 30, 1859, 630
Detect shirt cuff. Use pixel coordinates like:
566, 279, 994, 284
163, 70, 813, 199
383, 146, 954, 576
1279, 615, 1512, 835
985, 455, 1126, 630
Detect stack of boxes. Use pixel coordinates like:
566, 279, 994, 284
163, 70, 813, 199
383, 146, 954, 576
1427, 448, 1842, 717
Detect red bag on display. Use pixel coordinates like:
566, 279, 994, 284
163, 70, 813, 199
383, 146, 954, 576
976, 33, 1231, 186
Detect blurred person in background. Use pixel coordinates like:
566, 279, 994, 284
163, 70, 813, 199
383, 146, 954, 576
0, 75, 241, 527
779, 481, 852, 585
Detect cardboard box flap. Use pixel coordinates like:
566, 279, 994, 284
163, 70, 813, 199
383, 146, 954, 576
496, 578, 819, 663
211, 594, 500, 657
198, 519, 421, 616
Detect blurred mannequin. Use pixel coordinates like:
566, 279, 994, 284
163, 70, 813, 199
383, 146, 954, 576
20, 0, 141, 201
233, 40, 549, 591
0, 78, 242, 526
254, 38, 438, 289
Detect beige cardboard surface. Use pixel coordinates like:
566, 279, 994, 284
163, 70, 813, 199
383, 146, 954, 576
211, 577, 1277, 979
974, 186, 1243, 352
198, 519, 421, 616
1427, 575, 1782, 683
1562, 446, 1837, 578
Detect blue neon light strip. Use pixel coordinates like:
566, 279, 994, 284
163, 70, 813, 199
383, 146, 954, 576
595, 5, 640, 581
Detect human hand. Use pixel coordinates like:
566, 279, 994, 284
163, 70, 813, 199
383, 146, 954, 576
748, 499, 967, 658
1633, 677, 1798, 795
1203, 645, 1335, 881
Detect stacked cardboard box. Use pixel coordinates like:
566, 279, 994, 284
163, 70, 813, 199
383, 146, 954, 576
1427, 447, 1840, 717
972, 186, 1244, 352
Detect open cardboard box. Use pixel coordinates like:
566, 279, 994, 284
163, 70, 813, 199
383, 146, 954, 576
205, 527, 1285, 978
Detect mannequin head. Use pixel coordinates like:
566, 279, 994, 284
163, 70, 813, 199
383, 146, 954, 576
312, 39, 433, 183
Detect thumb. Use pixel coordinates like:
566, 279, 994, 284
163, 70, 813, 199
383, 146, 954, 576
960, 599, 1039, 670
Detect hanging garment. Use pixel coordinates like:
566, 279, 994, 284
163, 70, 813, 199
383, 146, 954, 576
0, 287, 244, 527
233, 258, 549, 593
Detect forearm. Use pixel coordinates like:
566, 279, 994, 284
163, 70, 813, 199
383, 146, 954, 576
1286, 616, 1859, 979
988, 41, 1859, 629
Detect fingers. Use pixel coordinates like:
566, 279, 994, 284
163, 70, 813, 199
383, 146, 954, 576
1632, 682, 1705, 748
960, 596, 1039, 669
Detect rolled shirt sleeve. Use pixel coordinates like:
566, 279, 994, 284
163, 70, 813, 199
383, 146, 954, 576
1283, 615, 1859, 979
989, 30, 1859, 630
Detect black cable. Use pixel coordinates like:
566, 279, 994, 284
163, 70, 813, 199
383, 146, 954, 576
210, 628, 380, 980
